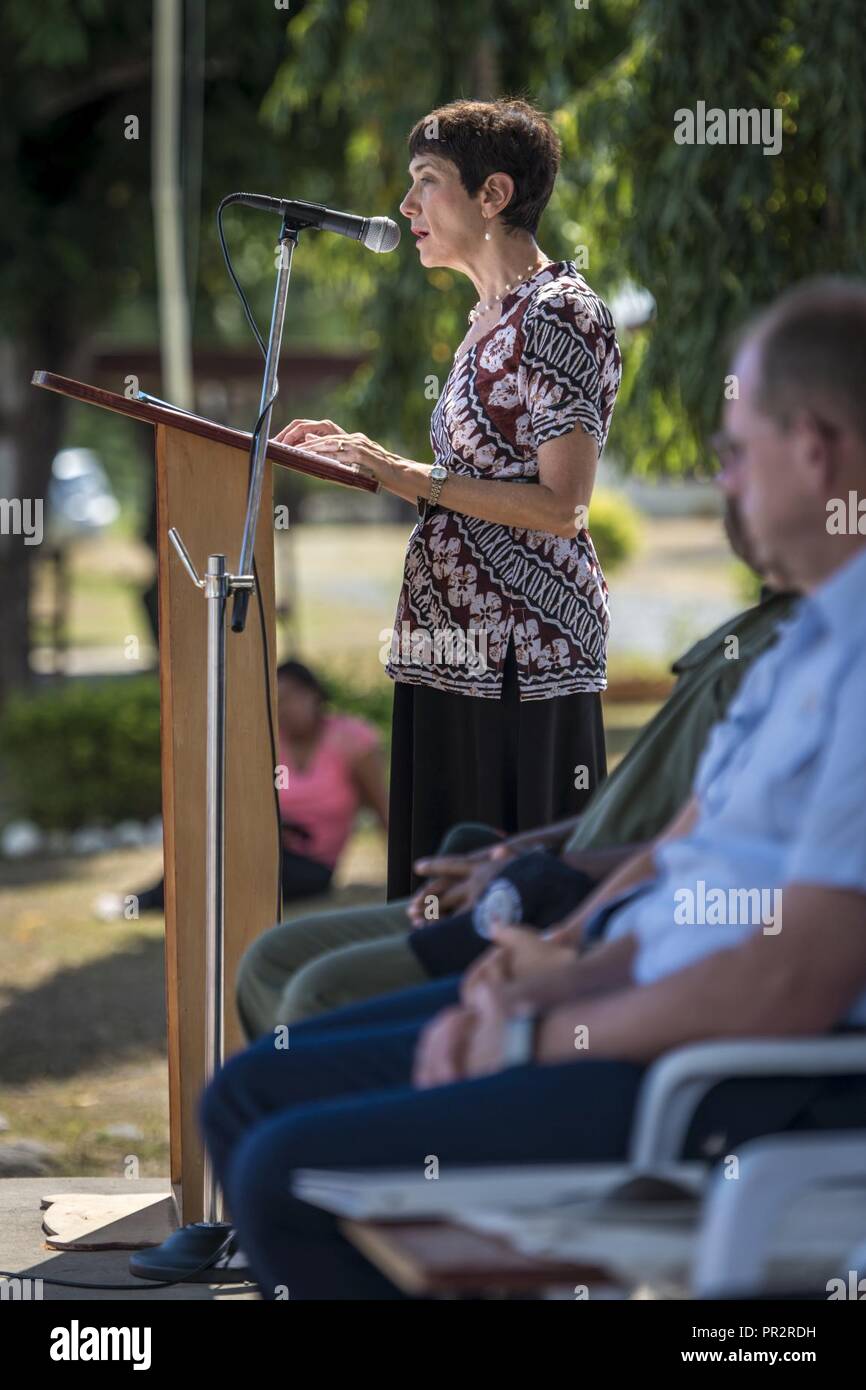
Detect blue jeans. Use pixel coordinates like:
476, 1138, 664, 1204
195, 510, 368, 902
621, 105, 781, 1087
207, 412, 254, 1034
201, 978, 641, 1299
201, 978, 866, 1299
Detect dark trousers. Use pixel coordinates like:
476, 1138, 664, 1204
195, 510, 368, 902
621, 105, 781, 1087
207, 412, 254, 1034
200, 978, 866, 1300
387, 636, 607, 900
134, 848, 333, 915
280, 849, 333, 901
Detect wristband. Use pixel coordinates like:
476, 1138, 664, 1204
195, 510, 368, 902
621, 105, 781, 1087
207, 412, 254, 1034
500, 1009, 539, 1068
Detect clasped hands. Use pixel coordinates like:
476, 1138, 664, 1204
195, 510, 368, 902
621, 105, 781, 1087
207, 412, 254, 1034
406, 826, 590, 1085
411, 922, 578, 1089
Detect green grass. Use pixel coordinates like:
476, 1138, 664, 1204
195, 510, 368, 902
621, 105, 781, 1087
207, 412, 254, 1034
32, 532, 156, 653
0, 827, 389, 1178
0, 847, 170, 1177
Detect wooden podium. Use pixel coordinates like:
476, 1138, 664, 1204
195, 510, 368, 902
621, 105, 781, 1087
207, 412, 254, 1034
32, 372, 378, 1223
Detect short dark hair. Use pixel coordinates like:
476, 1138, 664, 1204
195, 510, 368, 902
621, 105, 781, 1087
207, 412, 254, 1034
745, 277, 866, 445
408, 97, 561, 236
276, 658, 328, 704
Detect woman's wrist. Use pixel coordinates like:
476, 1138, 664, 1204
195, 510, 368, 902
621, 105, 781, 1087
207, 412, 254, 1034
377, 455, 430, 503
411, 459, 434, 501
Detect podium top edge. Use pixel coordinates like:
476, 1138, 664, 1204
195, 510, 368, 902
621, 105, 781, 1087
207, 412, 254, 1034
30, 370, 379, 494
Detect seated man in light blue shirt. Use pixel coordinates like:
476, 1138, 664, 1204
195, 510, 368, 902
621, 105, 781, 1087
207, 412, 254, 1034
554, 530, 866, 1027
191, 277, 866, 1299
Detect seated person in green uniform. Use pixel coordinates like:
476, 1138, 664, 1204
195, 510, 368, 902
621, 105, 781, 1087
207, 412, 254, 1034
236, 499, 798, 1039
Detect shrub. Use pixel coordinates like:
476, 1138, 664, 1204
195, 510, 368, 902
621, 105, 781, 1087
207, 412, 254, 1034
318, 669, 393, 740
0, 677, 162, 831
587, 488, 643, 574
0, 669, 391, 833
733, 559, 762, 605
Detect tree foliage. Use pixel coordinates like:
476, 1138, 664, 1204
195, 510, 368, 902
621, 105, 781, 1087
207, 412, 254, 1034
260, 0, 636, 456
573, 0, 866, 472
262, 0, 866, 473
0, 2, 298, 698
3, 0, 865, 699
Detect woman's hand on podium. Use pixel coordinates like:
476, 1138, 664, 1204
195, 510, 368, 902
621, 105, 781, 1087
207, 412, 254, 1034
274, 417, 429, 502
273, 417, 347, 449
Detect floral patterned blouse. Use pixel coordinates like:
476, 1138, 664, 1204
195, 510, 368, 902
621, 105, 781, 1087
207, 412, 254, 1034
384, 260, 622, 701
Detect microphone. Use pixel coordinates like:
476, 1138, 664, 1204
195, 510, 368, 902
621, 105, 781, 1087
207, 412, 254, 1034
223, 193, 400, 253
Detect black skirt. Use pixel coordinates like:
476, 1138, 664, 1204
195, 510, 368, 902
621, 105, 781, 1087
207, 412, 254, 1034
386, 636, 607, 900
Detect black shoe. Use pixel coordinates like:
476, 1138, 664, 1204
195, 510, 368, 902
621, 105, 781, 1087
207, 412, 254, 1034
129, 1222, 252, 1285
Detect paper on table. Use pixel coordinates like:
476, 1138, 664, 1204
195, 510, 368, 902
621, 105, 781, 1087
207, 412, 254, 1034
292, 1162, 706, 1222
460, 1179, 866, 1296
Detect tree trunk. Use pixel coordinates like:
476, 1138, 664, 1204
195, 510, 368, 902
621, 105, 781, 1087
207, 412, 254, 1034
469, 34, 500, 100
0, 326, 76, 708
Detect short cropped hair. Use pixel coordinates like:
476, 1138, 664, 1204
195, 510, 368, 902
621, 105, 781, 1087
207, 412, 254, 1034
746, 277, 866, 445
276, 658, 328, 704
408, 97, 561, 236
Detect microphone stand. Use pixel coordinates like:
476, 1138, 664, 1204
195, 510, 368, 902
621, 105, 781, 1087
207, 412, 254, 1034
131, 212, 301, 1283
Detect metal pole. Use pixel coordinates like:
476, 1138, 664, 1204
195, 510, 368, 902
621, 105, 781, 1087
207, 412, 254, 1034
203, 553, 228, 1225
231, 223, 298, 632
152, 0, 194, 410
166, 529, 254, 1235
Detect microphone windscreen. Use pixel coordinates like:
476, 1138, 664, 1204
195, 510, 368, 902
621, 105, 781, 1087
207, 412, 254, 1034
364, 217, 401, 253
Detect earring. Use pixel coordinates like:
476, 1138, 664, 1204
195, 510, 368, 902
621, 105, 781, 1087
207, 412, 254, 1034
483, 220, 492, 241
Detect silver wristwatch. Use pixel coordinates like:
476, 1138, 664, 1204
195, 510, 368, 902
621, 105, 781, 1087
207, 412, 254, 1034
501, 1009, 538, 1069
427, 463, 448, 507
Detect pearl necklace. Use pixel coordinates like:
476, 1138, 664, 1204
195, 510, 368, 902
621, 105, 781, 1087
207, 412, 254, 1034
467, 259, 550, 325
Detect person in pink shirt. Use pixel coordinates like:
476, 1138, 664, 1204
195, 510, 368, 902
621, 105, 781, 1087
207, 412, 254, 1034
276, 659, 388, 899
96, 659, 388, 918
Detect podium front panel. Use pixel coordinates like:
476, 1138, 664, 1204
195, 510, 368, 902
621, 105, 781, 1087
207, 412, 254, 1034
155, 423, 279, 1224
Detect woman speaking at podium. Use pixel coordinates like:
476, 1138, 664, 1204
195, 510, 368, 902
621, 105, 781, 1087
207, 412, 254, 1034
275, 98, 622, 900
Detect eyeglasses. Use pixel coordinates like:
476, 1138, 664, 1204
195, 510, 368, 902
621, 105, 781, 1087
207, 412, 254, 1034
708, 413, 841, 477
707, 430, 748, 477
707, 428, 782, 481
